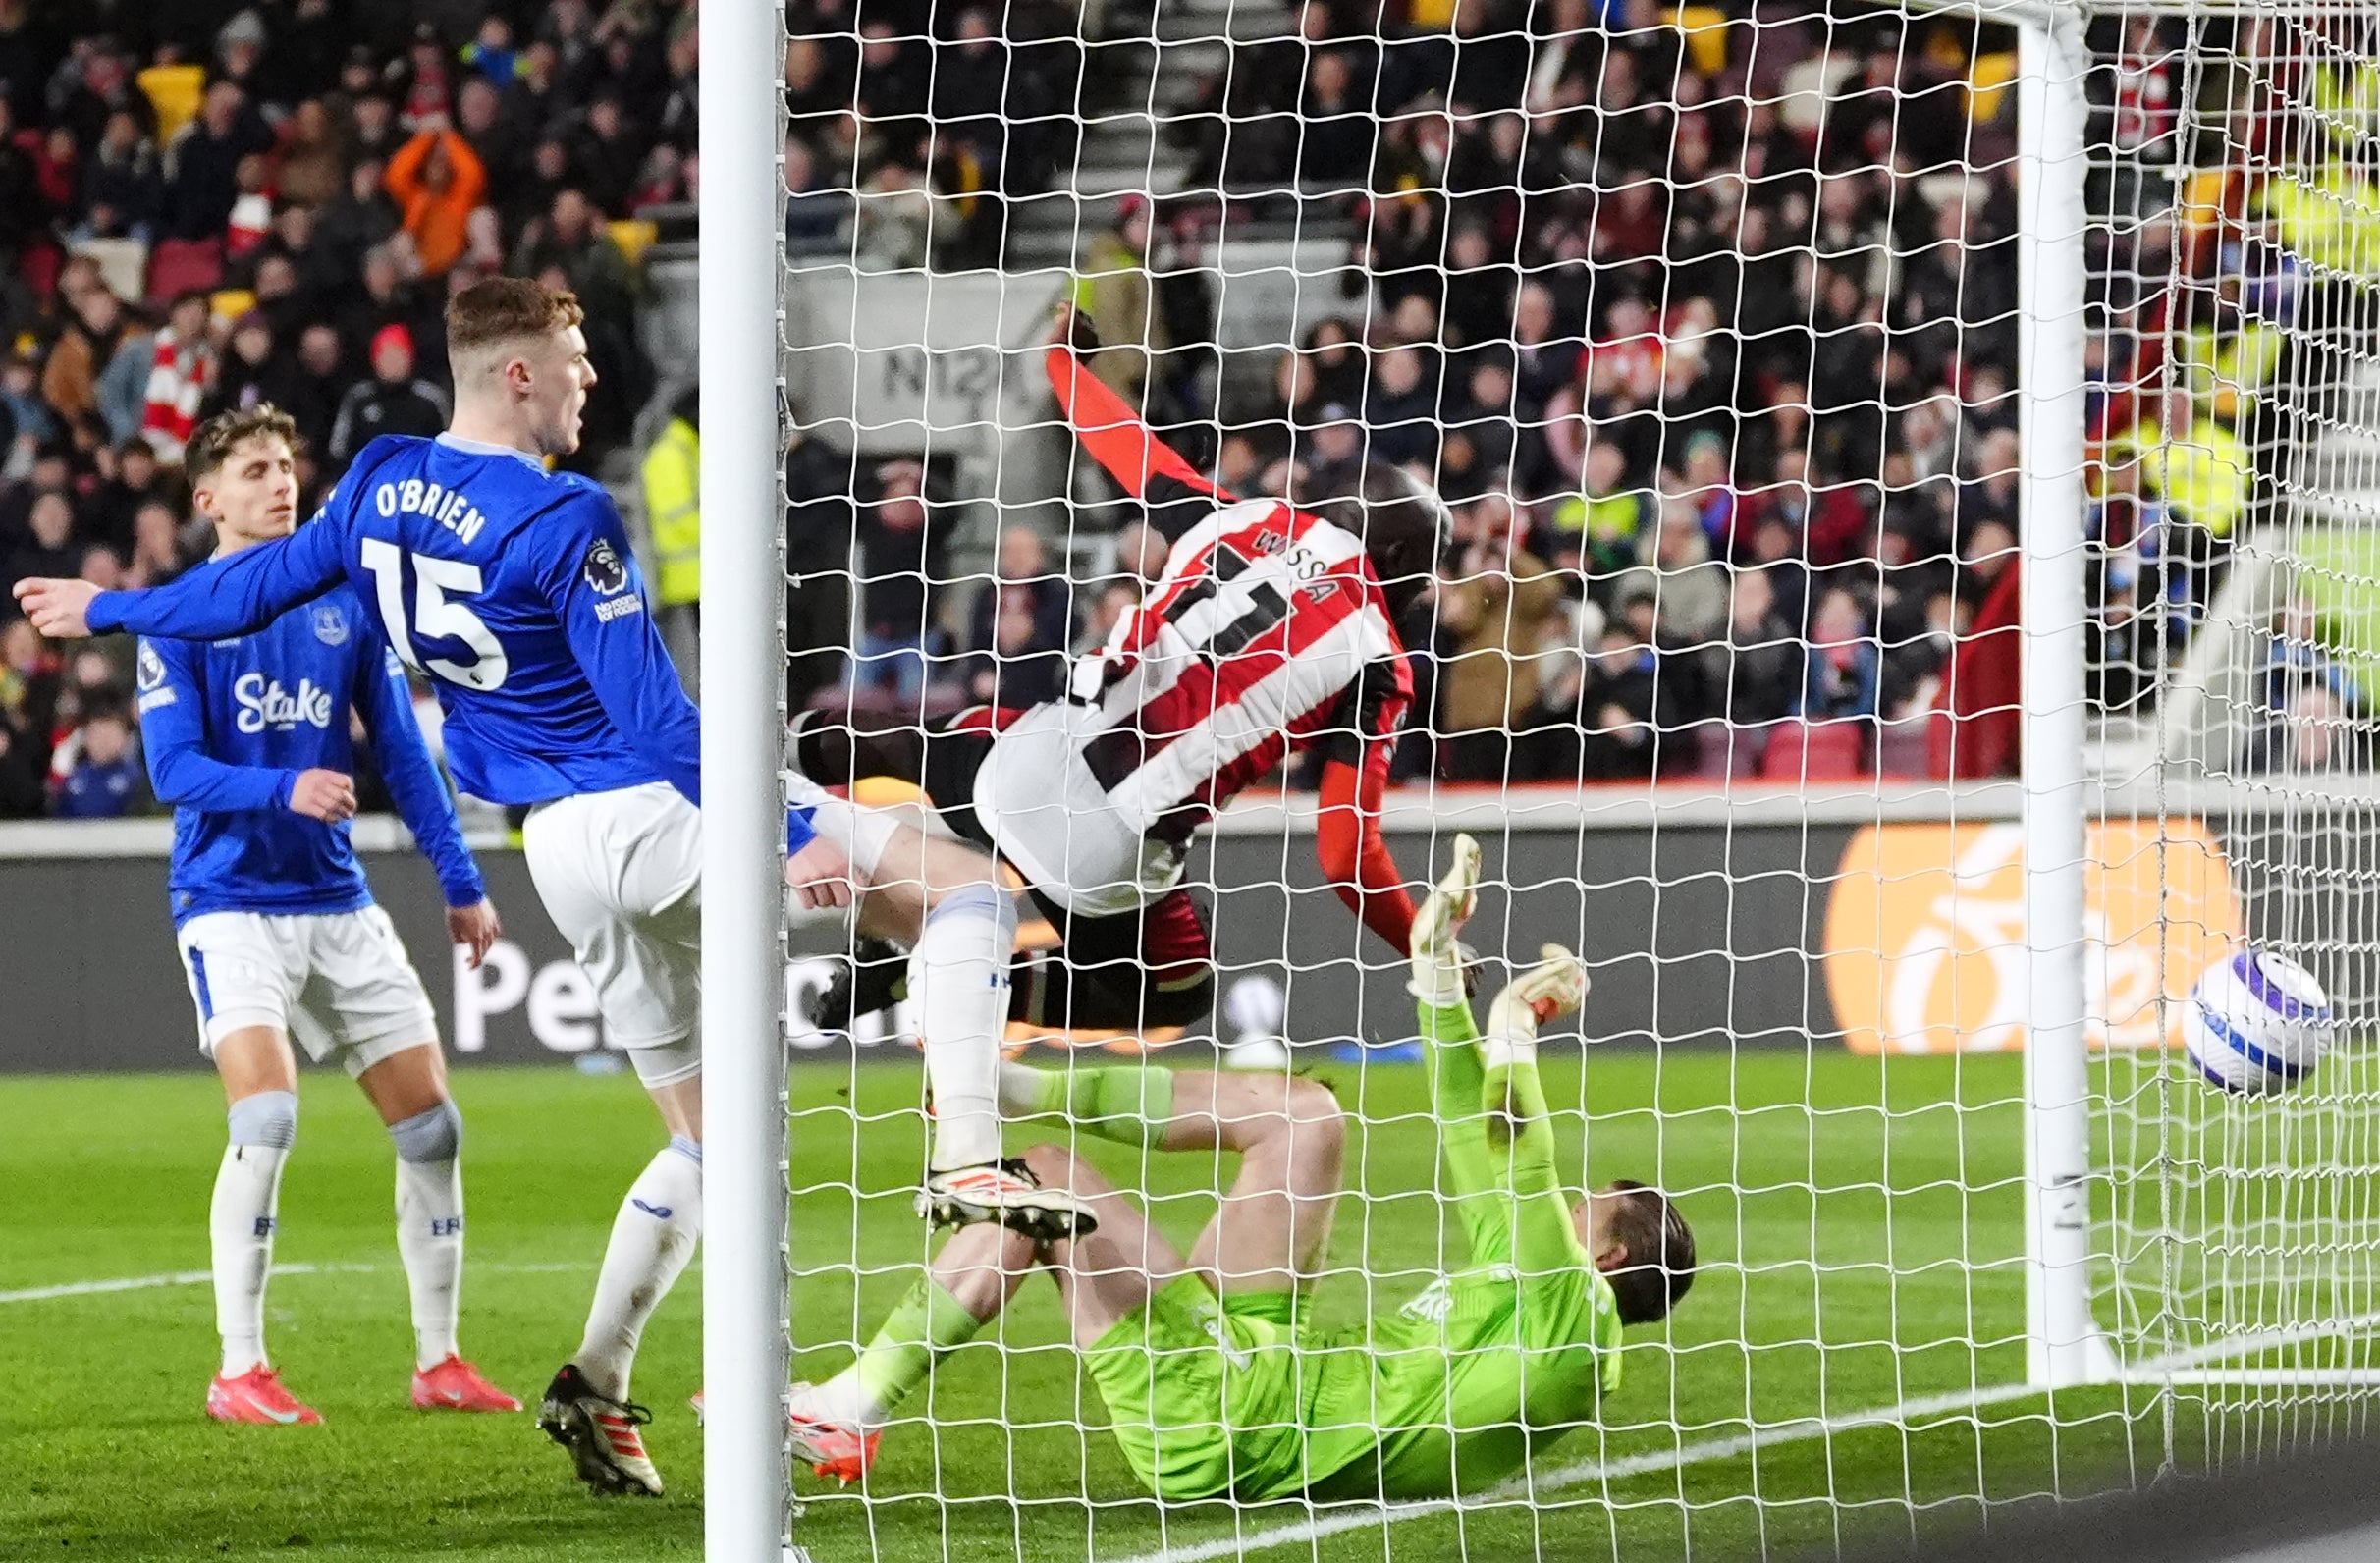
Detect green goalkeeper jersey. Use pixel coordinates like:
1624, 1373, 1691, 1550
1290, 998, 1624, 1500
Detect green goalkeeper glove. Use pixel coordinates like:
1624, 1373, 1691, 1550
1482, 943, 1591, 1070
1409, 832, 1481, 1010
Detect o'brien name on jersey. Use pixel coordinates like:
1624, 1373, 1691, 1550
373, 474, 491, 545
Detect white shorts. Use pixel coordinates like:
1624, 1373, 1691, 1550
970, 702, 1185, 918
523, 782, 705, 1074
791, 770, 898, 885
177, 906, 438, 1077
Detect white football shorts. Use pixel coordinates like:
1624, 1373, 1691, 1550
969, 701, 1185, 919
791, 769, 898, 887
523, 782, 705, 1081
176, 905, 438, 1077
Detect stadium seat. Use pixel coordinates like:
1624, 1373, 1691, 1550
17, 241, 58, 303
146, 237, 224, 305
1876, 715, 1933, 779
72, 238, 146, 304
1760, 719, 1867, 782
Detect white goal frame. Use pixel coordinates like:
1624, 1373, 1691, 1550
700, 0, 794, 1556
696, 0, 2380, 1557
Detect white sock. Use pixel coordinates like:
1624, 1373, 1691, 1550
912, 885, 1017, 1172
575, 1137, 704, 1401
212, 1090, 298, 1378
392, 1101, 466, 1371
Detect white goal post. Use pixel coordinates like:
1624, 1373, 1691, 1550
2018, 0, 2380, 1396
700, 0, 793, 1555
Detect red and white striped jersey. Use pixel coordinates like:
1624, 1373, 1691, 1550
1068, 497, 1412, 835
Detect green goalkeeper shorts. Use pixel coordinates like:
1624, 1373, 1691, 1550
1083, 1275, 1310, 1501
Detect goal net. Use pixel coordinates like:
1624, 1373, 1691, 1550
714, 0, 2380, 1556
2082, 7, 2380, 1396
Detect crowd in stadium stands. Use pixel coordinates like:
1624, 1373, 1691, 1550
786, 3, 2372, 785
4, 3, 2355, 818
785, 0, 2038, 783
2081, 12, 2380, 775
0, 1, 694, 818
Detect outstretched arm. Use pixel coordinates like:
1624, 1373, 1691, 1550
1480, 948, 1596, 1273
1411, 836, 1501, 1244
19, 514, 348, 642
1316, 659, 1418, 953
1318, 748, 1416, 954
1045, 306, 1229, 543
1411, 835, 1594, 1272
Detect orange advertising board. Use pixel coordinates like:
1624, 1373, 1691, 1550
1823, 820, 2243, 1054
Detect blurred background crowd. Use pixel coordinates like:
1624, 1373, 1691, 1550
3, 0, 2365, 818
0, 0, 691, 817
779, 1, 2364, 790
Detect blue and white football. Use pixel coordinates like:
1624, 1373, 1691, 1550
2185, 949, 2333, 1095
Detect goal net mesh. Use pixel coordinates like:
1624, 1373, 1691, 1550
761, 0, 2380, 1555
2088, 8, 2380, 1398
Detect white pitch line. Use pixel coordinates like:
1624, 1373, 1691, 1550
0, 1260, 592, 1305
1107, 1378, 2050, 1563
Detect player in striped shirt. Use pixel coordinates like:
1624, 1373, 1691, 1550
783, 832, 1696, 1495
796, 308, 1444, 1055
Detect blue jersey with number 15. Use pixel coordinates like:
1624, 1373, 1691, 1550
86, 433, 703, 810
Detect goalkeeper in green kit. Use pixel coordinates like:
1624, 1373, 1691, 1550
787, 833, 1696, 1499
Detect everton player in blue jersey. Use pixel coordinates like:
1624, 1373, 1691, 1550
18, 276, 1089, 1495
137, 407, 515, 1426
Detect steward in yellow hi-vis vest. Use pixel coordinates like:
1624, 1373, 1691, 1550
641, 393, 701, 609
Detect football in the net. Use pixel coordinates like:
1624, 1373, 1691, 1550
2184, 950, 2334, 1095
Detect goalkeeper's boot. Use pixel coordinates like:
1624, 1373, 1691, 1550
537, 1363, 664, 1496
787, 1384, 880, 1485
919, 1157, 1098, 1243
412, 1354, 522, 1413
804, 938, 909, 1035
206, 1365, 322, 1426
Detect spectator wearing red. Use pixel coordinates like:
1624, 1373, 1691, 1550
327, 324, 449, 472
31, 126, 77, 214
225, 154, 274, 257
385, 124, 489, 277
140, 292, 216, 462
401, 27, 456, 130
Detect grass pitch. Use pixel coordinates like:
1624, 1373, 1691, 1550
4, 1051, 2220, 1561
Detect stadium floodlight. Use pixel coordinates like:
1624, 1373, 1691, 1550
709, 0, 2380, 1557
